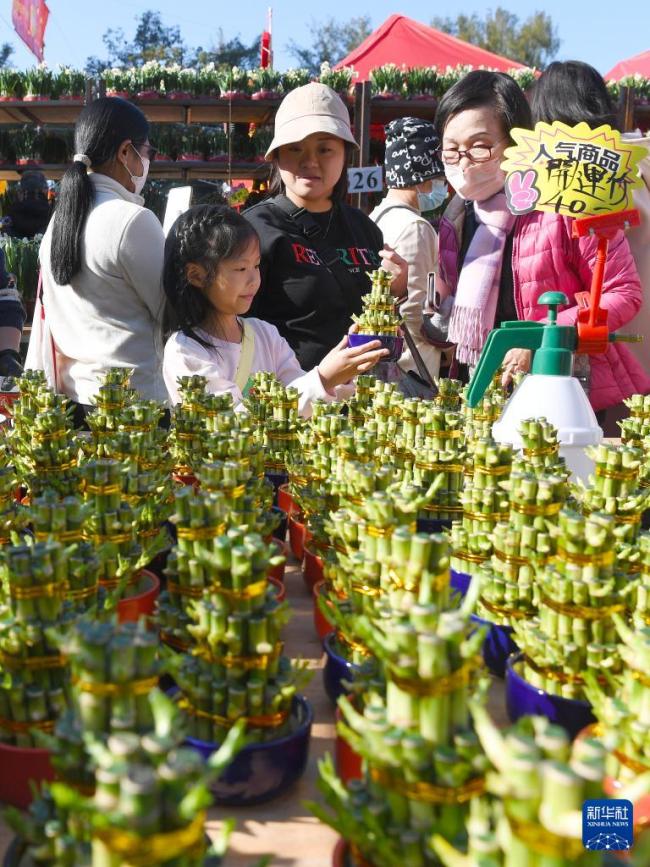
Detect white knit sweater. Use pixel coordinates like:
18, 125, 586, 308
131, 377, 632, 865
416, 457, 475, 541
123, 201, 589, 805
36, 173, 166, 404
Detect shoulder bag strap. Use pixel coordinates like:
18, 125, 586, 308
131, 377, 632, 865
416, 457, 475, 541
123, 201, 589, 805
234, 319, 256, 396
270, 195, 362, 299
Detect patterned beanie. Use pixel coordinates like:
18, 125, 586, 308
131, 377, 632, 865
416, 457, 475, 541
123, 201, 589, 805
384, 117, 444, 188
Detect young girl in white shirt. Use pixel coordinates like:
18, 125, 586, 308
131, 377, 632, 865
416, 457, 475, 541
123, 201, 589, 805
162, 204, 388, 414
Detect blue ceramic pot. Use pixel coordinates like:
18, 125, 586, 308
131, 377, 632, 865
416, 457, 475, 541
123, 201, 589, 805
185, 695, 313, 806
323, 631, 361, 705
416, 518, 451, 534
348, 333, 404, 362
470, 613, 518, 678
271, 506, 288, 542
450, 568, 471, 598
505, 652, 596, 739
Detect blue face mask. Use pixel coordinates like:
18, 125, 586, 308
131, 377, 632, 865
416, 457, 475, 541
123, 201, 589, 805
417, 180, 448, 212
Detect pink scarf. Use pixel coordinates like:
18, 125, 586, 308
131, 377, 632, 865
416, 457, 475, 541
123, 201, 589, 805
447, 192, 516, 366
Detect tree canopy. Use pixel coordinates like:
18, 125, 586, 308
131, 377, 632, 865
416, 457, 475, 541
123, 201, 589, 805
432, 7, 560, 68
288, 16, 372, 74
0, 43, 14, 69
86, 11, 260, 73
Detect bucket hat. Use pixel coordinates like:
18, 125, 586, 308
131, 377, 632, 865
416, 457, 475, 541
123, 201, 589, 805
265, 83, 358, 160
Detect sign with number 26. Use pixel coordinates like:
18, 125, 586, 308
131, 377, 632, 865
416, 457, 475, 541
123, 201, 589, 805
347, 166, 383, 194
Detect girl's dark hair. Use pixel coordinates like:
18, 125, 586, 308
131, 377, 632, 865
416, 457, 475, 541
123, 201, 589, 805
531, 61, 616, 128
435, 70, 532, 141
266, 141, 356, 202
162, 204, 258, 343
50, 97, 149, 285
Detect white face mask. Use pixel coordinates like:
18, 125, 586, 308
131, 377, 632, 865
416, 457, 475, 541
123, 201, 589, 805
123, 144, 150, 195
444, 159, 506, 202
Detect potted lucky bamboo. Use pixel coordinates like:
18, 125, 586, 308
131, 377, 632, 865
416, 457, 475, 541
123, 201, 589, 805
0, 539, 73, 809
433, 708, 624, 867
449, 437, 513, 598
166, 526, 313, 805
158, 487, 229, 654
349, 268, 403, 361
5, 616, 248, 867
10, 379, 81, 499
310, 535, 489, 867
474, 456, 570, 676
509, 509, 633, 737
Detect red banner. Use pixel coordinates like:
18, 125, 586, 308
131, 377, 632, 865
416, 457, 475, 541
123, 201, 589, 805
260, 31, 271, 69
12, 0, 50, 62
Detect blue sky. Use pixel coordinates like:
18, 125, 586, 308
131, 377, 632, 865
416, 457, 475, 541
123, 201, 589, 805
0, 0, 647, 76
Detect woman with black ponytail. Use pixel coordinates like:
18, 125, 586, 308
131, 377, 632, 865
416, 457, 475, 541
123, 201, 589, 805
27, 97, 166, 420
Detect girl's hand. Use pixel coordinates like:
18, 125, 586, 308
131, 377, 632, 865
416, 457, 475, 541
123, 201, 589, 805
501, 348, 532, 387
379, 246, 408, 298
318, 335, 389, 391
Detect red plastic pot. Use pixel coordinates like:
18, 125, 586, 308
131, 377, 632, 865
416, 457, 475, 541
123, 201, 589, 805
136, 90, 161, 99
115, 569, 160, 623
277, 483, 295, 516
268, 576, 286, 603
268, 538, 288, 583
313, 580, 334, 641
289, 513, 309, 561
303, 543, 324, 592
0, 741, 54, 809
172, 471, 199, 489
335, 703, 362, 783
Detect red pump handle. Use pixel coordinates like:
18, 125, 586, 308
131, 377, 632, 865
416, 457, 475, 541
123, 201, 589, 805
571, 209, 640, 355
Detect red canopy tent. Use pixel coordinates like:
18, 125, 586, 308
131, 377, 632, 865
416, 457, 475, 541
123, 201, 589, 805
336, 14, 523, 80
606, 49, 650, 80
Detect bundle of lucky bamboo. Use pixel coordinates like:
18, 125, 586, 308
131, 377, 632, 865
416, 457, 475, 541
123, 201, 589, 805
0, 540, 71, 747
578, 443, 649, 553
620, 394, 650, 445
30, 491, 101, 618
352, 269, 400, 336
433, 708, 613, 867
518, 417, 568, 475
169, 528, 308, 743
158, 487, 229, 652
11, 380, 80, 498
84, 368, 138, 457
434, 378, 464, 411
80, 459, 144, 588
246, 375, 303, 474
168, 376, 217, 476
410, 406, 466, 524
311, 537, 488, 866
476, 464, 570, 626
461, 378, 506, 447
585, 613, 650, 789
450, 438, 513, 576
513, 509, 629, 701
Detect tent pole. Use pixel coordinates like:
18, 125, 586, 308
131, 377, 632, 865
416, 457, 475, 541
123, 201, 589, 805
617, 86, 635, 133
353, 80, 371, 212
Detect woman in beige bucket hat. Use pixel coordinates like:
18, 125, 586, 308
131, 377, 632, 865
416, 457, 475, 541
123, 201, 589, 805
244, 83, 406, 370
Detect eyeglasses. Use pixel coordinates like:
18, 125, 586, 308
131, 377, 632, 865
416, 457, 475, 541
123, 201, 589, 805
441, 137, 507, 165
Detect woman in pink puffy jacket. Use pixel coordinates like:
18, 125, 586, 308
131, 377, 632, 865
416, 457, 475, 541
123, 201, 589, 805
435, 69, 650, 425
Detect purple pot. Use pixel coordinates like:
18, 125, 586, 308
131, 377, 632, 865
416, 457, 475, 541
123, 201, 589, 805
470, 613, 518, 678
450, 568, 471, 599
347, 333, 404, 362
185, 695, 313, 806
323, 631, 361, 705
505, 652, 596, 739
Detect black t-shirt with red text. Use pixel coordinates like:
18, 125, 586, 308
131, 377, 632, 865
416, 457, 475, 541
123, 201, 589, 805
244, 195, 384, 370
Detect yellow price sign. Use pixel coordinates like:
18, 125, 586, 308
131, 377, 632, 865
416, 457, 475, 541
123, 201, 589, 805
501, 121, 647, 218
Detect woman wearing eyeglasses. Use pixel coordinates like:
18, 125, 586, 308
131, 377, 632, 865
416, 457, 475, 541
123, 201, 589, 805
435, 70, 649, 419
29, 97, 166, 423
